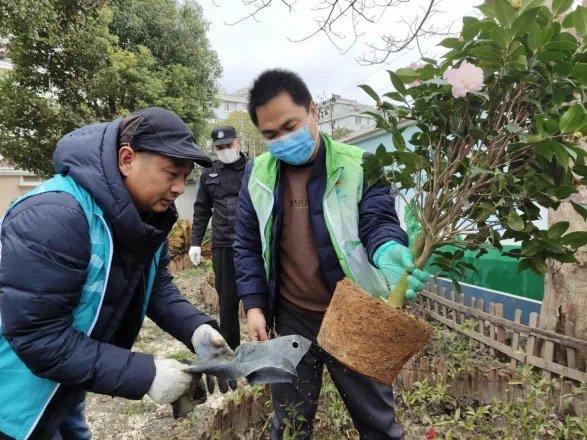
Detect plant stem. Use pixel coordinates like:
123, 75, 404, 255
386, 234, 436, 308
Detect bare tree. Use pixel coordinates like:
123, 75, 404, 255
224, 0, 452, 63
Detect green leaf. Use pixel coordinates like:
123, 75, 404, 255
462, 16, 480, 40
358, 84, 380, 103
551, 253, 579, 264
392, 131, 407, 152
560, 231, 587, 248
554, 185, 575, 199
439, 37, 462, 48
512, 8, 538, 38
543, 40, 576, 52
395, 67, 419, 83
517, 258, 536, 273
551, 142, 570, 169
383, 91, 404, 102
571, 64, 587, 86
531, 258, 549, 274
521, 240, 542, 256
477, 2, 497, 19
559, 104, 587, 134
527, 23, 542, 52
495, 0, 517, 29
387, 70, 407, 96
490, 27, 510, 48
573, 6, 587, 36
543, 239, 566, 254
562, 9, 575, 27
520, 0, 545, 14
469, 127, 486, 139
375, 143, 387, 156
570, 201, 587, 221
552, 0, 574, 17
535, 143, 553, 160
548, 221, 569, 239
537, 50, 567, 62
507, 211, 525, 231
471, 45, 501, 60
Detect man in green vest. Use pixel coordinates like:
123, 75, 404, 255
233, 70, 430, 439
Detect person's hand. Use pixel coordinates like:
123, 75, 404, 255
191, 324, 236, 393
188, 246, 201, 266
374, 241, 431, 300
246, 308, 268, 342
147, 358, 199, 404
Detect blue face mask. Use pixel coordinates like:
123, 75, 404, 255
266, 116, 318, 165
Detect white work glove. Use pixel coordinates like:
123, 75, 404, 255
191, 324, 236, 393
147, 358, 196, 404
188, 246, 201, 266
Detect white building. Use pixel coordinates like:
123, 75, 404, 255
317, 95, 376, 135
214, 88, 249, 120
214, 89, 376, 138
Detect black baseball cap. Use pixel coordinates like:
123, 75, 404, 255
119, 107, 212, 167
211, 125, 237, 146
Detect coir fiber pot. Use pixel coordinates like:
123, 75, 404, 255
317, 278, 432, 384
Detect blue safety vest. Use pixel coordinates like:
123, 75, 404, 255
0, 174, 162, 439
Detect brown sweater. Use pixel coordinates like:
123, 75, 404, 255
279, 158, 331, 317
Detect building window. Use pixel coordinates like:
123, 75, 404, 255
19, 175, 44, 188
224, 102, 230, 111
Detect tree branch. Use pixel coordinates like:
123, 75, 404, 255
228, 0, 450, 59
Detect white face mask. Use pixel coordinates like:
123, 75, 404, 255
216, 146, 240, 164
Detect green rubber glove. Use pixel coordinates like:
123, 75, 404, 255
373, 241, 431, 300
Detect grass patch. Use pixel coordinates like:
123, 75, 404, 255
167, 348, 194, 363
121, 399, 158, 416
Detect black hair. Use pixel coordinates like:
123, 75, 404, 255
248, 69, 312, 126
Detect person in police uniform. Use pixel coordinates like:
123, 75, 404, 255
189, 126, 249, 350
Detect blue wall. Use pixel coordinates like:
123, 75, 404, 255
348, 124, 419, 230
352, 124, 420, 154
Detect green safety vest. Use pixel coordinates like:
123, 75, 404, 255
0, 174, 162, 440
248, 134, 389, 298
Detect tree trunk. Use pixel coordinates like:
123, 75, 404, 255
538, 140, 587, 370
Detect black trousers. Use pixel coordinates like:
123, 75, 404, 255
270, 305, 404, 440
212, 247, 241, 350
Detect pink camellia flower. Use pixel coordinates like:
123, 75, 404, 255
443, 60, 484, 98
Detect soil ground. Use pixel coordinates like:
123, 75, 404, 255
85, 264, 237, 439
82, 265, 467, 439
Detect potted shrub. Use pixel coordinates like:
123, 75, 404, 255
318, 0, 587, 384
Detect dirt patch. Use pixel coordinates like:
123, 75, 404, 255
318, 278, 432, 384
84, 269, 445, 439
85, 263, 237, 439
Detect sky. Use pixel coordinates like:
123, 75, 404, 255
198, 0, 481, 103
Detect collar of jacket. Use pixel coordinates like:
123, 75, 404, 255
279, 135, 325, 183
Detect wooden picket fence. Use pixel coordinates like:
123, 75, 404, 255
418, 282, 587, 383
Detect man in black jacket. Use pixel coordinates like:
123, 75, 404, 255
0, 108, 233, 440
190, 126, 248, 350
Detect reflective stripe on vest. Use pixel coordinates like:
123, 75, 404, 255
0, 174, 162, 439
